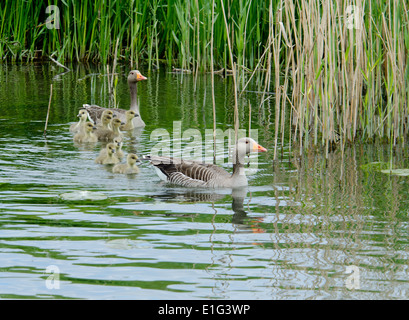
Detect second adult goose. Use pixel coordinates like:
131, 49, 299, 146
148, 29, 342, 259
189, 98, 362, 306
83, 70, 147, 127
142, 137, 267, 188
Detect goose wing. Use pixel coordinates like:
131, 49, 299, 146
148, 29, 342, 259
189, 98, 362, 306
143, 155, 231, 187
82, 104, 126, 124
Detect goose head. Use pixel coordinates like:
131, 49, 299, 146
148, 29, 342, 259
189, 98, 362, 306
235, 137, 267, 162
106, 143, 116, 155
101, 109, 114, 118
101, 114, 113, 126
125, 110, 139, 121
128, 70, 147, 83
127, 153, 139, 165
77, 109, 88, 120
113, 137, 122, 148
111, 118, 123, 129
84, 122, 96, 133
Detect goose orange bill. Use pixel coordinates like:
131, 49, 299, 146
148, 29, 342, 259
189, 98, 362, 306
254, 144, 267, 152
137, 73, 147, 81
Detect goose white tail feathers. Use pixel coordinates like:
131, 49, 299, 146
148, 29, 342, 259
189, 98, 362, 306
142, 138, 267, 188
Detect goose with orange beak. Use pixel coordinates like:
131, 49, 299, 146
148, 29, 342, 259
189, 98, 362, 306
83, 70, 147, 128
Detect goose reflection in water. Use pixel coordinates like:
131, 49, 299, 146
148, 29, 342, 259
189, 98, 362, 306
149, 187, 266, 234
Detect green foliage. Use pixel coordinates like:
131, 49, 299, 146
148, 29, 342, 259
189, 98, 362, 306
0, 0, 274, 69
1, 0, 408, 151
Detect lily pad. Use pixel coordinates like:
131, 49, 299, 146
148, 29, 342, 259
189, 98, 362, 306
105, 239, 152, 250
59, 190, 108, 201
380, 169, 409, 176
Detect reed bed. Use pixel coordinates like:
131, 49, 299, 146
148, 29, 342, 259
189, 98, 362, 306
280, 0, 409, 157
0, 0, 408, 154
0, 0, 271, 69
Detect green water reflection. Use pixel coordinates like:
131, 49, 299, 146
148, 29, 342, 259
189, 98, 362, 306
0, 63, 409, 299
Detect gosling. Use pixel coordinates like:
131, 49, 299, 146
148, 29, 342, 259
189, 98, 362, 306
69, 109, 89, 133
95, 143, 120, 165
113, 137, 124, 159
120, 110, 139, 131
73, 122, 98, 143
112, 153, 140, 174
96, 112, 113, 130
94, 118, 123, 142
96, 137, 124, 160
86, 107, 115, 127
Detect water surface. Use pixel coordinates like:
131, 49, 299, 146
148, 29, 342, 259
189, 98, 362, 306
1, 63, 409, 299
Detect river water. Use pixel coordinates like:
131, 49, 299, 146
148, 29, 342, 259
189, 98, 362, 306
0, 63, 409, 299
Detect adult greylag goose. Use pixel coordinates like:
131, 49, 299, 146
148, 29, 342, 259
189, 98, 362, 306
73, 122, 98, 143
112, 153, 140, 174
96, 110, 115, 130
94, 118, 123, 142
120, 110, 139, 131
83, 70, 147, 127
95, 143, 120, 165
69, 109, 89, 133
143, 137, 267, 188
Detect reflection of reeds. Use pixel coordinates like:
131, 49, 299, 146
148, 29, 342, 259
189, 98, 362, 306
1, 0, 408, 150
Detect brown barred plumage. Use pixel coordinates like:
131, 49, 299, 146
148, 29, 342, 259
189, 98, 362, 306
143, 138, 267, 188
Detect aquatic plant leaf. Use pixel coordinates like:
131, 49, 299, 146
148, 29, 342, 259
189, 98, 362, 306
380, 169, 409, 176
105, 239, 152, 250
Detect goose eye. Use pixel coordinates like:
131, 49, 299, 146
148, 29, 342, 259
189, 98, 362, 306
245, 140, 249, 144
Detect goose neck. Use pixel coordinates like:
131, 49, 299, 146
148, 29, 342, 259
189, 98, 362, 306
232, 163, 245, 176
231, 143, 247, 178
129, 81, 139, 112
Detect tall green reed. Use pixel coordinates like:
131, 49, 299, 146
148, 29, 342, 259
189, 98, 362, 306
0, 0, 408, 154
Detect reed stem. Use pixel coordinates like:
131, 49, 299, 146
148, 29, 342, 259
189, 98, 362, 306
44, 83, 53, 136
